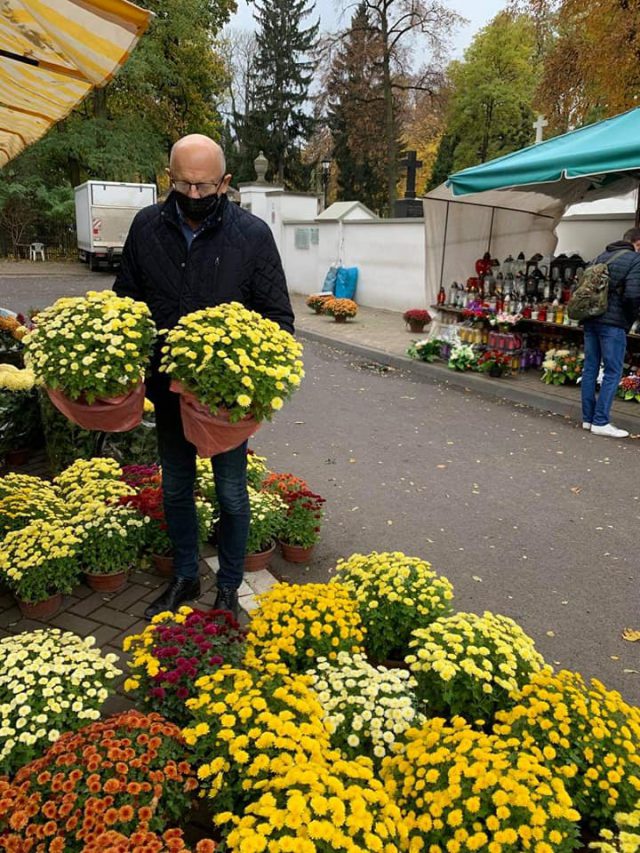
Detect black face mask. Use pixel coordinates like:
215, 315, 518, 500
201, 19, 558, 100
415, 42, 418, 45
175, 191, 225, 222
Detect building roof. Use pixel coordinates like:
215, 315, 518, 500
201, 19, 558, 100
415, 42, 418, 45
316, 201, 379, 221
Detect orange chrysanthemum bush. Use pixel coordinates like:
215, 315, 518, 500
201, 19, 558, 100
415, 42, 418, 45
493, 670, 640, 829
82, 828, 216, 852
0, 710, 217, 852
380, 716, 581, 852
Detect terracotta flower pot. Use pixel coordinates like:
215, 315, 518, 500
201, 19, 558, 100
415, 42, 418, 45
408, 320, 426, 334
5, 448, 29, 467
334, 315, 348, 323
280, 541, 315, 564
244, 541, 276, 572
84, 570, 128, 592
17, 592, 62, 620
152, 553, 174, 577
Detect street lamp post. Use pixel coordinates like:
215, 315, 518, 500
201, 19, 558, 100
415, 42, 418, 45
321, 158, 331, 210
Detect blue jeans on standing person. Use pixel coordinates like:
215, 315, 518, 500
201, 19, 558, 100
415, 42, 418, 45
581, 321, 627, 426
155, 393, 250, 588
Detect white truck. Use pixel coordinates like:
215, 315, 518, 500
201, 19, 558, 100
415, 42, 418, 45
74, 181, 157, 270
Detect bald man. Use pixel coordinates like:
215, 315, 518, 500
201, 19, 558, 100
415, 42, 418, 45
115, 134, 294, 621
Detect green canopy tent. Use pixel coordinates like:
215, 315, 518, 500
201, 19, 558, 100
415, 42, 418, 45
422, 108, 640, 302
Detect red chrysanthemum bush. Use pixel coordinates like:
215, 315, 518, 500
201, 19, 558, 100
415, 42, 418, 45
0, 711, 204, 852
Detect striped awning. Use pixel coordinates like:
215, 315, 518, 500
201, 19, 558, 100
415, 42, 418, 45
0, 0, 152, 167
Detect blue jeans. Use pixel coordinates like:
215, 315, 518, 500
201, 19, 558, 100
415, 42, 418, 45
581, 322, 627, 426
155, 393, 250, 588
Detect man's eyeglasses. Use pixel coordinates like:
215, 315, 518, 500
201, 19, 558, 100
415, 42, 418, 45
172, 178, 224, 196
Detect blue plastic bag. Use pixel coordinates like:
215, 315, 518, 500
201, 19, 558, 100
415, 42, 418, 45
334, 266, 358, 300
321, 266, 338, 293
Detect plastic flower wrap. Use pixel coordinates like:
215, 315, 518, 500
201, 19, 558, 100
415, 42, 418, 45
243, 582, 365, 672
406, 611, 546, 721
541, 348, 584, 385
74, 502, 147, 575
381, 716, 580, 852
219, 754, 406, 852
331, 551, 454, 663
0, 711, 199, 847
159, 302, 304, 423
183, 664, 331, 814
617, 373, 640, 403
307, 651, 424, 766
407, 338, 446, 362
0, 519, 82, 603
23, 289, 156, 402
448, 342, 478, 371
0, 629, 120, 776
493, 670, 640, 826
245, 487, 286, 553
590, 802, 640, 852
123, 607, 245, 726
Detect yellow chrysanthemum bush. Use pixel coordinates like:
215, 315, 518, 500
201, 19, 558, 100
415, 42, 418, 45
590, 801, 640, 852
330, 551, 454, 663
218, 753, 407, 852
0, 482, 67, 537
380, 716, 581, 852
182, 663, 332, 815
243, 582, 365, 672
0, 472, 46, 499
53, 456, 134, 511
23, 289, 156, 401
406, 611, 546, 722
0, 519, 82, 603
493, 670, 640, 828
159, 302, 304, 423
307, 651, 424, 767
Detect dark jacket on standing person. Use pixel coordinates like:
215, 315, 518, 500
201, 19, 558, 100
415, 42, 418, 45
114, 192, 295, 401
584, 240, 640, 332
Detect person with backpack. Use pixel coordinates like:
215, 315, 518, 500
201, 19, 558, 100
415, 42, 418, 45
578, 227, 640, 438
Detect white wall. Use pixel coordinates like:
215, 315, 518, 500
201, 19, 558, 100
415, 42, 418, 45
555, 217, 634, 261
282, 219, 427, 311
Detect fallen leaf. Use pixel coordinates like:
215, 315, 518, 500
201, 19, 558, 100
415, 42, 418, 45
570, 486, 582, 495
294, 421, 305, 425
611, 655, 620, 661
471, 575, 483, 582
622, 628, 640, 642
623, 669, 639, 674
387, 520, 393, 525
436, 464, 447, 469
349, 458, 356, 463
546, 630, 555, 637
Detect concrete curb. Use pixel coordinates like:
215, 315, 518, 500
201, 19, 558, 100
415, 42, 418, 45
298, 329, 640, 435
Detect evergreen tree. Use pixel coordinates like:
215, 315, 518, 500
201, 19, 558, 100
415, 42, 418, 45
245, 0, 319, 187
326, 4, 388, 213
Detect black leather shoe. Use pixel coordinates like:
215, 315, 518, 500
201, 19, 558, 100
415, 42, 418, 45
213, 584, 239, 620
144, 577, 201, 621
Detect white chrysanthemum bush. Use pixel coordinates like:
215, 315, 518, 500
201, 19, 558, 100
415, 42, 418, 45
0, 629, 120, 775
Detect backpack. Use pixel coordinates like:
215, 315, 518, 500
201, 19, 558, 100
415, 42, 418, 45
567, 249, 630, 322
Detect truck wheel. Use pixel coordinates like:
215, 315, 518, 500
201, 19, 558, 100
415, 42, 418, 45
88, 254, 96, 271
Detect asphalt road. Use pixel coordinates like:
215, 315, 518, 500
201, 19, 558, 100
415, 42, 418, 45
2, 265, 639, 705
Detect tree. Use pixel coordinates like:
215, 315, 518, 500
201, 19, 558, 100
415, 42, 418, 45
244, 0, 319, 187
348, 0, 461, 211
325, 3, 389, 213
434, 11, 540, 175
219, 29, 260, 180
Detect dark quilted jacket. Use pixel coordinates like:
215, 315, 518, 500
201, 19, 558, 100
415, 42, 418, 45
114, 192, 294, 333
584, 240, 640, 332
114, 192, 295, 401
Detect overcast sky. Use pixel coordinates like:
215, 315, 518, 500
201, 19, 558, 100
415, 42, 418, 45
226, 0, 508, 59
